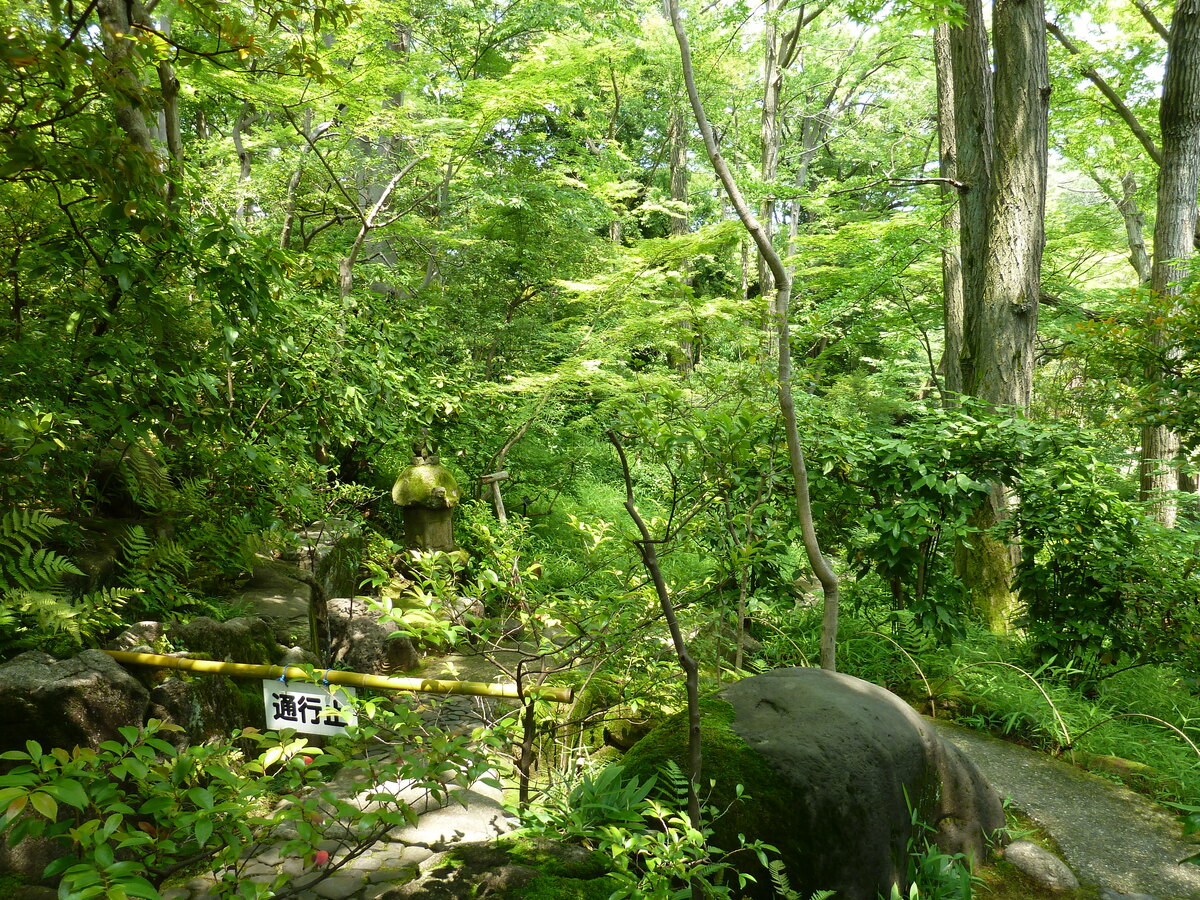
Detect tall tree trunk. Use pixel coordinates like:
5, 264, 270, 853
155, 12, 182, 200
96, 0, 158, 168
949, 0, 993, 399
667, 0, 840, 671
1140, 0, 1200, 527
232, 102, 256, 220
951, 0, 1049, 631
935, 22, 963, 399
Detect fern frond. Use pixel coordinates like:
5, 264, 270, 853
118, 524, 154, 563
657, 758, 691, 811
2, 590, 81, 635
116, 444, 173, 511
143, 537, 191, 577
2, 548, 83, 593
0, 509, 66, 556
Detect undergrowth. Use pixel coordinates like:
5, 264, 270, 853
760, 609, 1200, 805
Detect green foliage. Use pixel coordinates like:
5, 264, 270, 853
898, 789, 978, 900
817, 617, 1200, 804
0, 696, 497, 900
0, 509, 129, 657
804, 402, 1051, 642
518, 764, 657, 841
1011, 443, 1200, 680
515, 759, 778, 899
373, 550, 478, 650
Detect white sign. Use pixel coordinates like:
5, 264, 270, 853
262, 680, 358, 736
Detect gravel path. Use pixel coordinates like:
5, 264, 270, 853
932, 720, 1200, 900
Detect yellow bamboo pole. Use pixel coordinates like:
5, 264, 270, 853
104, 650, 573, 703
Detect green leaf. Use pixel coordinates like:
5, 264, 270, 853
46, 779, 88, 810
29, 791, 57, 821
187, 787, 214, 810
194, 817, 212, 846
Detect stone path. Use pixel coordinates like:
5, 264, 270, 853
933, 720, 1200, 900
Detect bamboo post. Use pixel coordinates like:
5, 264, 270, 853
104, 650, 573, 703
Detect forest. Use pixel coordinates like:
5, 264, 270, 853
2, 0, 1200, 897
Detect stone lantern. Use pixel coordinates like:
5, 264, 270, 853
390, 438, 461, 552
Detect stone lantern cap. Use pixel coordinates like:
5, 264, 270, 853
391, 457, 462, 509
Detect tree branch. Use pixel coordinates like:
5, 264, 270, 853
667, 0, 839, 670
608, 430, 701, 835
1133, 0, 1171, 41
1046, 19, 1163, 165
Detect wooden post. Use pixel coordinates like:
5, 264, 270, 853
480, 470, 510, 524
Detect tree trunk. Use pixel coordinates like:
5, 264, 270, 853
669, 104, 696, 374
949, 0, 993, 399
935, 22, 963, 399
1140, 0, 1200, 526
96, 0, 158, 168
154, 11, 182, 200
232, 102, 255, 220
759, 0, 782, 317
667, 0, 840, 671
951, 0, 1049, 631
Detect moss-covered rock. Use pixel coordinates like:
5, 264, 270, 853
620, 696, 793, 887
620, 669, 1006, 900
391, 463, 461, 509
388, 839, 616, 898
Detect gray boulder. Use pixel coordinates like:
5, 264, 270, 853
0, 650, 153, 882
0, 650, 149, 753
327, 597, 420, 675
104, 620, 166, 653
623, 668, 1005, 900
146, 674, 263, 745
1005, 840, 1079, 892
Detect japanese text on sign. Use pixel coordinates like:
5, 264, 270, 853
261, 680, 358, 736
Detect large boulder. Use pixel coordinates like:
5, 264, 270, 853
0, 652, 152, 884
327, 597, 420, 674
0, 650, 150, 754
147, 674, 264, 746
622, 668, 1005, 900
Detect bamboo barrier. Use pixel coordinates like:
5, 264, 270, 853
104, 650, 573, 703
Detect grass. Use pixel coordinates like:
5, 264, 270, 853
821, 618, 1200, 806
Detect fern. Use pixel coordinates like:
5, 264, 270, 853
656, 757, 692, 811
116, 444, 172, 511
117, 524, 200, 618
0, 509, 67, 557
767, 859, 835, 900
2, 547, 84, 593
0, 508, 131, 658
